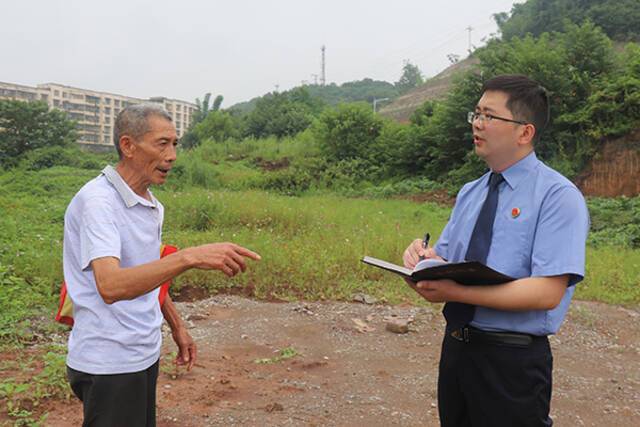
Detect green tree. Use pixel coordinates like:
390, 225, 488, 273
313, 102, 385, 162
211, 95, 224, 112
561, 20, 615, 99
569, 43, 640, 140
474, 21, 619, 166
231, 79, 399, 113
0, 100, 77, 167
193, 93, 224, 123
244, 87, 323, 138
182, 93, 225, 149
496, 0, 640, 42
193, 111, 241, 143
395, 61, 424, 94
412, 72, 483, 180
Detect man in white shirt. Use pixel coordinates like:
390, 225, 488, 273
63, 104, 261, 427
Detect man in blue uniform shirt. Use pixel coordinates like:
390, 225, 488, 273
403, 74, 589, 426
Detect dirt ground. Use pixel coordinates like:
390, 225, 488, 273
7, 296, 640, 426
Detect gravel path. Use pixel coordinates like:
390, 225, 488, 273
41, 296, 640, 426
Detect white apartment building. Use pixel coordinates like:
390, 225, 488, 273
0, 81, 196, 148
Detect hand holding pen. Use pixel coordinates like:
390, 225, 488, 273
418, 232, 430, 261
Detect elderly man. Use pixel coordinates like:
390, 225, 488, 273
403, 75, 589, 426
63, 104, 261, 427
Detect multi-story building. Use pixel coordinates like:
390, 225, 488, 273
0, 81, 196, 148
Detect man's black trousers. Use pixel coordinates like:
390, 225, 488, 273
67, 359, 159, 427
438, 331, 553, 427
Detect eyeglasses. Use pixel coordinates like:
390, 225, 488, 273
467, 111, 527, 125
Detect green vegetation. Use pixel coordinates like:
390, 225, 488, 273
0, 128, 638, 426
472, 21, 640, 179
184, 22, 639, 186
254, 347, 300, 364
1, 1, 639, 422
230, 78, 400, 114
0, 100, 78, 168
395, 61, 424, 94
0, 345, 71, 426
0, 149, 637, 326
495, 0, 640, 42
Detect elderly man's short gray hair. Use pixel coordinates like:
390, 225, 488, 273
113, 104, 172, 158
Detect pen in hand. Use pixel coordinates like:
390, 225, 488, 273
418, 232, 430, 261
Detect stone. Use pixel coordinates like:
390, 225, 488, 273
386, 319, 410, 334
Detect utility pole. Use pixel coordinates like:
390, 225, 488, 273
466, 26, 473, 54
320, 45, 326, 86
373, 97, 389, 113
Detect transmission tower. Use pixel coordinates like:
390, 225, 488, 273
320, 45, 326, 86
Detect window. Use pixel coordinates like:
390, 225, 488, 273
104, 97, 111, 104
82, 134, 99, 143
54, 90, 60, 96
114, 99, 120, 107
104, 107, 111, 115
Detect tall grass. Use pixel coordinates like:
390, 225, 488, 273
197, 131, 320, 162
0, 164, 638, 313
157, 187, 450, 302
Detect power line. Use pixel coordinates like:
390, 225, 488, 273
365, 18, 496, 80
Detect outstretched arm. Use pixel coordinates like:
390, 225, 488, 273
92, 243, 261, 304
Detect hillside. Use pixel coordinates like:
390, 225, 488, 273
378, 56, 478, 123
378, 41, 628, 125
230, 79, 399, 114
576, 130, 640, 197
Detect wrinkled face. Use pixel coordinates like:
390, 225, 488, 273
471, 90, 524, 169
130, 115, 178, 186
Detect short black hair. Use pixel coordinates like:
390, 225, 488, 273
481, 74, 550, 143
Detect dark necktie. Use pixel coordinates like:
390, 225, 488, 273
443, 172, 504, 331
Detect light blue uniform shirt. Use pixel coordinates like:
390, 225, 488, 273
434, 152, 589, 336
63, 165, 165, 374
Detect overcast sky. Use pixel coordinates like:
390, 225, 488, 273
1, 0, 521, 106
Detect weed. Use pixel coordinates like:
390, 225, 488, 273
254, 347, 300, 364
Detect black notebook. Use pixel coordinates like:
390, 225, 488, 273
361, 256, 514, 286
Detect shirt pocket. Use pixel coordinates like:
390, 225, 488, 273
492, 206, 535, 273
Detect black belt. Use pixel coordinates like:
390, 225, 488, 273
450, 326, 539, 348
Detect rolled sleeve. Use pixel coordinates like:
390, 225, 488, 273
79, 197, 121, 270
531, 186, 590, 286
